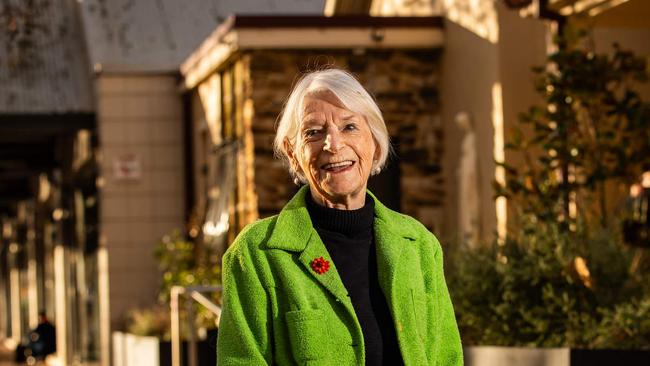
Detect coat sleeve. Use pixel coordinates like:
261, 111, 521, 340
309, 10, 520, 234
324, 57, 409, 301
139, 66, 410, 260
431, 235, 463, 366
217, 243, 272, 365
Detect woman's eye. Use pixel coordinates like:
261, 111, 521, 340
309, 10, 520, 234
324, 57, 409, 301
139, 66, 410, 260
344, 123, 357, 131
304, 129, 320, 137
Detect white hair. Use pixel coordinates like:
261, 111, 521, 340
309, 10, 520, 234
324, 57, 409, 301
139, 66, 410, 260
273, 69, 392, 183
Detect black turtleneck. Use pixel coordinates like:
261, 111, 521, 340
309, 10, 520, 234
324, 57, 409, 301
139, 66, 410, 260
306, 192, 403, 366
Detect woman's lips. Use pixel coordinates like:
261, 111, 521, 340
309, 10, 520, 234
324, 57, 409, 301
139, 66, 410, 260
322, 160, 355, 173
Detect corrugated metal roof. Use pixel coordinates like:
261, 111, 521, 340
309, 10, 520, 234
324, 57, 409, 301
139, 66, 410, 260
79, 0, 325, 73
0, 0, 326, 113
0, 0, 94, 113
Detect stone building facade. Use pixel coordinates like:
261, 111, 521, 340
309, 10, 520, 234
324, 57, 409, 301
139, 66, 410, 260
181, 16, 447, 246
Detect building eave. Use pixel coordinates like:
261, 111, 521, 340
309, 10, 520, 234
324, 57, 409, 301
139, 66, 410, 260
181, 15, 445, 90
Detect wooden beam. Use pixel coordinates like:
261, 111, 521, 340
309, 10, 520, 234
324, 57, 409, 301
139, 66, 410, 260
547, 0, 629, 16
0, 113, 95, 133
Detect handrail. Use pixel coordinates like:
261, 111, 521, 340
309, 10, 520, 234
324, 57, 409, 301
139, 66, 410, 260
170, 285, 222, 366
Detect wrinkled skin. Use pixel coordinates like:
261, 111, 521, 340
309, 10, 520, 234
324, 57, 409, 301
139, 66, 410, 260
286, 91, 379, 210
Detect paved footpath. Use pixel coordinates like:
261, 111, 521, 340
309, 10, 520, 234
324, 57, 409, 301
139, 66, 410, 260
0, 344, 22, 366
0, 346, 99, 366
0, 344, 20, 366
0, 344, 44, 366
0, 345, 99, 366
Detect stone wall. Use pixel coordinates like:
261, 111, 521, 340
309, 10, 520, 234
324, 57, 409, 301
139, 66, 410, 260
247, 49, 444, 231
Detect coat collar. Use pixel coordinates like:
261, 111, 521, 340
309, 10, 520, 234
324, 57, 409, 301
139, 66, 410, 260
264, 185, 417, 252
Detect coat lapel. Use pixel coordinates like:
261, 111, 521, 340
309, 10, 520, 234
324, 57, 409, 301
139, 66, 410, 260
369, 190, 413, 306
373, 218, 408, 307
298, 233, 353, 307
265, 186, 416, 309
371, 194, 429, 364
265, 186, 353, 307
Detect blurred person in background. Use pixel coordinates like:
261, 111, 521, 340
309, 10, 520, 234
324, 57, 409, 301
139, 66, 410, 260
15, 311, 56, 364
217, 69, 462, 365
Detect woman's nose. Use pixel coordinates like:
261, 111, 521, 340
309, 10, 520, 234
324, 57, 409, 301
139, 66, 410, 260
323, 129, 343, 153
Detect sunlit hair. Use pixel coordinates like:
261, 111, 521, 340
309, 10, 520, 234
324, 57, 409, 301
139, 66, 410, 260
273, 68, 391, 184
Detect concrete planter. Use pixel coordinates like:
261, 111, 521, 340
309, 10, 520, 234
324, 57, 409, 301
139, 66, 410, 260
113, 332, 159, 366
464, 346, 650, 366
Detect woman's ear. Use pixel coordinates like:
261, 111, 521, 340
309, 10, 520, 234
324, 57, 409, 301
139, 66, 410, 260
284, 138, 301, 172
373, 139, 381, 161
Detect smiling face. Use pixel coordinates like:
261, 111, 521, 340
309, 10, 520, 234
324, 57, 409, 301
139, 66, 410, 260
286, 90, 378, 210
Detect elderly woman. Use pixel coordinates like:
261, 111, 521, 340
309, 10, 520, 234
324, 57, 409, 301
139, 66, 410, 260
217, 69, 462, 365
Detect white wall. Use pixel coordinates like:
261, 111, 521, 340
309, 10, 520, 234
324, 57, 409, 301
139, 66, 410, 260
439, 2, 547, 244
440, 18, 499, 243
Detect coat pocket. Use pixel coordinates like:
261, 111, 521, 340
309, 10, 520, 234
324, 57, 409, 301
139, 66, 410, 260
285, 308, 330, 364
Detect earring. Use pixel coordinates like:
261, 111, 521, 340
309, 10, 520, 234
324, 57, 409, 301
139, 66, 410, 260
293, 177, 302, 185
371, 160, 380, 175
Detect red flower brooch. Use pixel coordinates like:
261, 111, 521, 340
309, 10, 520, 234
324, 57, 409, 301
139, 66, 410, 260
310, 256, 330, 275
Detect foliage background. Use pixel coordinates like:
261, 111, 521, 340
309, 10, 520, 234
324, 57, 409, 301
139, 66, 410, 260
448, 28, 650, 349
447, 218, 650, 348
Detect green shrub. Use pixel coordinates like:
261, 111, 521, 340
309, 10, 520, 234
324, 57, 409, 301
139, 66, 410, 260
448, 217, 649, 349
592, 295, 650, 349
125, 305, 171, 340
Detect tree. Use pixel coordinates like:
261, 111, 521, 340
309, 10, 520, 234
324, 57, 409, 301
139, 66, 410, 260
496, 28, 650, 230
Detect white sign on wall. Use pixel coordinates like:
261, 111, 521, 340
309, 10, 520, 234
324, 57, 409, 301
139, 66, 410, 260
113, 154, 141, 180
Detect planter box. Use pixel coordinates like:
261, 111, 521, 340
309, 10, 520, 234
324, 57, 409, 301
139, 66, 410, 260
113, 331, 218, 366
464, 346, 650, 366
113, 332, 159, 366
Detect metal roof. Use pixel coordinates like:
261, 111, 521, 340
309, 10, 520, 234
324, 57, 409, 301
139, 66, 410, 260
0, 0, 94, 114
79, 0, 326, 73
0, 0, 326, 114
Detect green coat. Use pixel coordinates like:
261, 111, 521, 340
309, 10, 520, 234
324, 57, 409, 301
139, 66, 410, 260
217, 186, 463, 365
